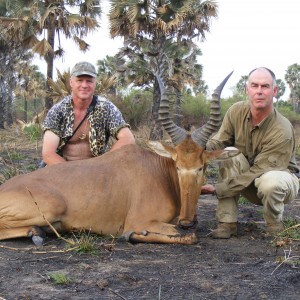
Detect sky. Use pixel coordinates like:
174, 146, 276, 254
36, 0, 300, 100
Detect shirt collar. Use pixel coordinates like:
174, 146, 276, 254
247, 107, 275, 128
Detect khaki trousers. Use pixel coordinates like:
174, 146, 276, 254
216, 153, 299, 224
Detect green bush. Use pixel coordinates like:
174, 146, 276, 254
278, 106, 300, 122
220, 96, 243, 117
48, 273, 72, 285
181, 93, 209, 128
23, 124, 43, 141
113, 89, 152, 130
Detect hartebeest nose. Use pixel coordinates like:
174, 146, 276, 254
178, 215, 198, 229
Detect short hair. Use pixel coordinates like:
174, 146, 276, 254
248, 67, 276, 81
247, 67, 277, 87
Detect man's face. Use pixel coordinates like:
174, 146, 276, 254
70, 75, 96, 101
246, 69, 278, 111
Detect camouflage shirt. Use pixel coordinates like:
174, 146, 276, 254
206, 101, 299, 198
42, 95, 130, 156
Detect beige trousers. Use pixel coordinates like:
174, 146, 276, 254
216, 153, 299, 224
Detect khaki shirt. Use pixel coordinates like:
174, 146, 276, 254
206, 101, 299, 198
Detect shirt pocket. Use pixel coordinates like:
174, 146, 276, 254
267, 155, 279, 167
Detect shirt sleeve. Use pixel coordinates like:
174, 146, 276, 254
42, 105, 63, 136
105, 101, 130, 139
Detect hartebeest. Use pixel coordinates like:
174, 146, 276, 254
0, 72, 237, 245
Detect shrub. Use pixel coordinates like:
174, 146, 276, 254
23, 124, 43, 141
113, 89, 152, 130
278, 106, 300, 122
181, 93, 209, 129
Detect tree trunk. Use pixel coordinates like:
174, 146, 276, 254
6, 88, 14, 127
23, 98, 28, 123
44, 14, 55, 112
149, 78, 163, 140
0, 92, 5, 129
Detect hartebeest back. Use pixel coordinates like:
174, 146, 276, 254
0, 72, 237, 245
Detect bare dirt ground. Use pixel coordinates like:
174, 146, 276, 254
0, 128, 299, 300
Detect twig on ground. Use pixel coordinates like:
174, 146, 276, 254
108, 288, 128, 300
0, 245, 34, 251
271, 247, 300, 275
32, 247, 79, 254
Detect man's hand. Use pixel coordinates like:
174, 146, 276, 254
201, 184, 216, 195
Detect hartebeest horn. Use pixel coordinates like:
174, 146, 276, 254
191, 71, 233, 147
156, 74, 187, 145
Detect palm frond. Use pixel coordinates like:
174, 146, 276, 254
31, 38, 53, 56
21, 35, 39, 49
73, 36, 90, 51
96, 74, 118, 96
54, 47, 65, 58
47, 71, 71, 103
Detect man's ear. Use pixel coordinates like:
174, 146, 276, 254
273, 85, 278, 97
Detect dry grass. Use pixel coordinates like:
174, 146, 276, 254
0, 126, 42, 182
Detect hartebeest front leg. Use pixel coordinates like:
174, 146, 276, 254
126, 231, 197, 244
122, 222, 197, 245
0, 226, 46, 246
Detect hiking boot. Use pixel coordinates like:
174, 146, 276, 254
211, 222, 237, 239
266, 222, 284, 235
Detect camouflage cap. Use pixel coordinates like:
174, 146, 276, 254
70, 61, 97, 78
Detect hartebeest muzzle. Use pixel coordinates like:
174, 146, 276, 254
178, 214, 198, 229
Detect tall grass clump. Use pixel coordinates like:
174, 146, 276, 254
23, 124, 43, 141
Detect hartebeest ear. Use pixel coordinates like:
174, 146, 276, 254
205, 147, 240, 161
147, 141, 177, 159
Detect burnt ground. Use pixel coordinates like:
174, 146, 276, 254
0, 127, 299, 300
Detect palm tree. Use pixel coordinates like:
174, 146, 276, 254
274, 78, 286, 109
96, 55, 124, 96
0, 36, 33, 128
109, 0, 218, 139
1, 0, 101, 111
285, 63, 300, 112
15, 62, 46, 123
236, 75, 248, 95
168, 41, 207, 126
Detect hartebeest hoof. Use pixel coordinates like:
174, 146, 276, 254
27, 226, 46, 246
119, 230, 148, 243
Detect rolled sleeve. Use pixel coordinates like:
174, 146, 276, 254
106, 102, 130, 139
